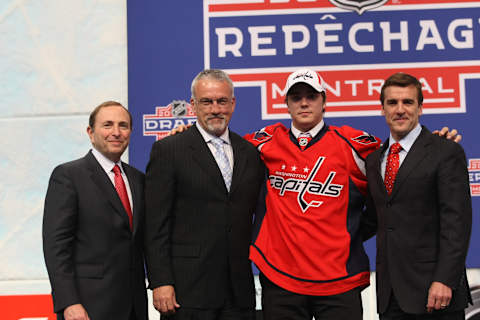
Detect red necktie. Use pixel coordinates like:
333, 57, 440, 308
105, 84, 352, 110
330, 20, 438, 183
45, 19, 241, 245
298, 133, 312, 151
112, 165, 133, 230
384, 142, 402, 195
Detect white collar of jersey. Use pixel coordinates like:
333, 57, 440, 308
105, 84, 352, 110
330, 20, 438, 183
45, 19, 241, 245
291, 120, 324, 139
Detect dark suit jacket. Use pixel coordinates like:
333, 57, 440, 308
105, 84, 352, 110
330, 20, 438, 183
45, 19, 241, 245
363, 126, 472, 315
145, 125, 265, 309
43, 150, 148, 320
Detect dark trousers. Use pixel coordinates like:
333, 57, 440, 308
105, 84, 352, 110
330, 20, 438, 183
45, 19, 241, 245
161, 286, 255, 320
161, 306, 255, 320
380, 293, 465, 320
259, 273, 363, 320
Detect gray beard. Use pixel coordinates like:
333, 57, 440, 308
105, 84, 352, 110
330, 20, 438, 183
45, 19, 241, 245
206, 118, 227, 136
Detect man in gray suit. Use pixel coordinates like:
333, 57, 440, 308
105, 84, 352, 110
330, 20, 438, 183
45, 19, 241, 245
363, 73, 472, 319
145, 69, 265, 319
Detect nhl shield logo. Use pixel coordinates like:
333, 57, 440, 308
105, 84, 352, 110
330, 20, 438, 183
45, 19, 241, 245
329, 0, 388, 14
172, 100, 187, 117
298, 137, 309, 147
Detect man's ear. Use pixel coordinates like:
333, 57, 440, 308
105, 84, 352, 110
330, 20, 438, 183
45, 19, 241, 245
285, 98, 292, 115
87, 126, 94, 143
231, 96, 236, 113
190, 98, 197, 114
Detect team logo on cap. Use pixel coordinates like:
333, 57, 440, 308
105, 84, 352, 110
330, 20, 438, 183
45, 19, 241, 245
329, 0, 388, 15
293, 72, 314, 82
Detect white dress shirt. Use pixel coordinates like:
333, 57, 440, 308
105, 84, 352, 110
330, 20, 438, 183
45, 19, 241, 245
196, 122, 234, 171
380, 123, 422, 180
91, 147, 134, 212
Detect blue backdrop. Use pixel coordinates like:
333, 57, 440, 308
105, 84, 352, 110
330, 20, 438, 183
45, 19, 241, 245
127, 0, 480, 268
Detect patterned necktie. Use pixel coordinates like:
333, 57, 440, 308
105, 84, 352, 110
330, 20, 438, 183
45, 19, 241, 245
112, 165, 133, 230
384, 142, 402, 195
211, 137, 233, 191
297, 132, 312, 151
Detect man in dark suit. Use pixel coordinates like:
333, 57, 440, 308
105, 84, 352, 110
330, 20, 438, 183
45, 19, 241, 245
144, 69, 264, 319
43, 101, 148, 320
363, 73, 472, 319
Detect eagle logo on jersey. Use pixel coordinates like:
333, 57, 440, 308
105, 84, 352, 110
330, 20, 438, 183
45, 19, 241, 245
253, 128, 272, 143
352, 133, 378, 145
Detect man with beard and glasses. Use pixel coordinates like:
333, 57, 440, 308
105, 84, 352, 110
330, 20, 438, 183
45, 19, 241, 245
144, 69, 265, 319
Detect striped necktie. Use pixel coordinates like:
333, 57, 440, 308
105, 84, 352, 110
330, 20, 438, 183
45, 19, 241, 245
211, 137, 232, 191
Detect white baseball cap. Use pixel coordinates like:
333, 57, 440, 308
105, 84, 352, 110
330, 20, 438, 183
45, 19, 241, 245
285, 69, 326, 95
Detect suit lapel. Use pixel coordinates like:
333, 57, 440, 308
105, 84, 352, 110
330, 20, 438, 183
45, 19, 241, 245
85, 151, 132, 230
188, 126, 228, 193
390, 127, 431, 198
229, 132, 248, 194
373, 141, 389, 197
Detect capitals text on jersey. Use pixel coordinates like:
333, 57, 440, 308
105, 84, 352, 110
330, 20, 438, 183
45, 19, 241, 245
269, 156, 344, 213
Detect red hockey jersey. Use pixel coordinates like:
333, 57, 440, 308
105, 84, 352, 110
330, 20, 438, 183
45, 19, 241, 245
244, 123, 381, 296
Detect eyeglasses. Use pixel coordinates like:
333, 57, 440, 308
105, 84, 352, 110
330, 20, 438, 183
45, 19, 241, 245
196, 98, 231, 107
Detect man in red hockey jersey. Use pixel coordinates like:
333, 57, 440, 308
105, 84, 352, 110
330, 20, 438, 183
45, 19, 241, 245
244, 69, 379, 320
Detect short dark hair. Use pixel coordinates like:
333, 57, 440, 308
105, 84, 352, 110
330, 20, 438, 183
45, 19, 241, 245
88, 101, 132, 129
380, 73, 423, 106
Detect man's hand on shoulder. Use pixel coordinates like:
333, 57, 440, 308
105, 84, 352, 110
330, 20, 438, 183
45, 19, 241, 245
153, 285, 181, 315
433, 127, 462, 143
64, 304, 90, 320
169, 124, 192, 136
426, 281, 452, 313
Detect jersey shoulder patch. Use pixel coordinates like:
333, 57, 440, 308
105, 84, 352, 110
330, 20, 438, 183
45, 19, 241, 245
331, 125, 381, 159
351, 132, 378, 145
252, 128, 273, 143
332, 125, 379, 145
244, 123, 287, 146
